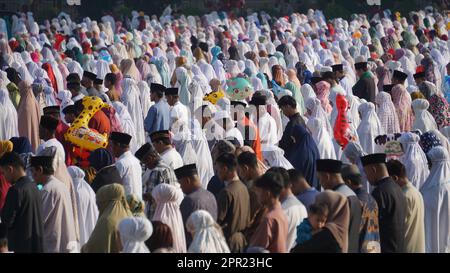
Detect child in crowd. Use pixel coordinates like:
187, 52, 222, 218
295, 203, 329, 246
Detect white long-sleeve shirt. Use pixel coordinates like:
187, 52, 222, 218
115, 151, 143, 199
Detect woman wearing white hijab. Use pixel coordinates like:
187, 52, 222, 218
398, 132, 430, 190
112, 101, 138, 153
121, 77, 145, 149
307, 117, 337, 160
152, 183, 186, 253
305, 97, 333, 136
261, 145, 294, 169
357, 102, 384, 154
375, 91, 400, 134
118, 217, 153, 253
420, 146, 450, 253
412, 99, 437, 133
96, 59, 111, 80
67, 166, 99, 247
0, 88, 19, 140
186, 210, 230, 253
137, 81, 152, 120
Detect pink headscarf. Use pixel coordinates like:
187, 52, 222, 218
391, 84, 414, 132
152, 184, 186, 253
315, 81, 332, 114
17, 81, 41, 152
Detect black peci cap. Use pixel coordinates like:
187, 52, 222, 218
110, 132, 132, 145
360, 153, 387, 166
413, 71, 425, 79
165, 88, 179, 96
40, 115, 59, 131
383, 84, 395, 92
150, 130, 170, 142
392, 70, 408, 82
248, 94, 267, 106
331, 64, 344, 72
150, 83, 166, 93
83, 71, 97, 81
94, 78, 103, 85
43, 105, 60, 116
354, 62, 368, 70
174, 164, 198, 179
135, 143, 155, 161
316, 159, 343, 173
29, 155, 54, 169
62, 105, 76, 115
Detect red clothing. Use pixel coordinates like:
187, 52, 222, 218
88, 110, 111, 135
0, 172, 11, 214
55, 120, 74, 166
243, 116, 263, 161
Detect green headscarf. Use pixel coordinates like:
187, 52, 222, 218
285, 81, 306, 115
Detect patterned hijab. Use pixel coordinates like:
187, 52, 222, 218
391, 84, 414, 132
376, 91, 400, 134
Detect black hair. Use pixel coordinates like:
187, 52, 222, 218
37, 165, 55, 175
254, 171, 284, 197
309, 203, 329, 217
66, 73, 80, 83
386, 159, 407, 179
342, 173, 362, 186
67, 82, 81, 92
151, 89, 164, 98
104, 73, 117, 85
277, 95, 297, 108
267, 167, 290, 188
215, 152, 237, 170
237, 151, 258, 169
288, 169, 305, 182
0, 152, 25, 169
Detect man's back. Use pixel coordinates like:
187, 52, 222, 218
144, 101, 170, 134
1, 176, 43, 253
372, 177, 407, 253
402, 182, 425, 253
180, 188, 218, 223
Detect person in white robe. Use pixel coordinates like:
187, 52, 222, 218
357, 102, 384, 154
118, 217, 153, 253
30, 156, 78, 253
190, 118, 214, 189
67, 166, 99, 247
112, 101, 139, 153
307, 117, 337, 160
0, 88, 19, 140
213, 110, 244, 147
175, 66, 191, 106
398, 132, 430, 190
305, 97, 333, 136
111, 132, 143, 199
343, 141, 370, 193
420, 146, 450, 253
121, 77, 146, 148
411, 99, 437, 133
186, 210, 230, 253
261, 145, 294, 169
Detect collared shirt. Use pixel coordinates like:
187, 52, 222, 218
160, 147, 184, 170
115, 151, 143, 199
144, 99, 170, 134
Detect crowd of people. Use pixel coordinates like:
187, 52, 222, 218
0, 5, 450, 254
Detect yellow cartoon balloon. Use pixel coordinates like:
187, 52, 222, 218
204, 90, 225, 105
65, 96, 109, 151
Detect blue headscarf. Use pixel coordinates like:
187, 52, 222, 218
88, 148, 114, 171
10, 137, 32, 154
211, 46, 222, 64
256, 72, 268, 89
286, 125, 320, 189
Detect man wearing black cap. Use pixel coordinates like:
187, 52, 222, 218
392, 70, 409, 87
110, 132, 142, 199
342, 164, 381, 253
81, 71, 98, 97
43, 106, 70, 147
278, 95, 306, 158
176, 164, 217, 224
29, 154, 78, 253
149, 130, 183, 170
316, 159, 362, 253
352, 62, 376, 103
67, 73, 86, 102
144, 83, 170, 135
135, 142, 178, 218
165, 87, 189, 128
37, 115, 67, 169
413, 71, 435, 100
383, 84, 395, 95
332, 64, 353, 96
361, 153, 407, 253
0, 152, 44, 253
248, 91, 278, 147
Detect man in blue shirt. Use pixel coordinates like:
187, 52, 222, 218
144, 83, 170, 134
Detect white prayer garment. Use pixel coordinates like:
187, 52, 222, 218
115, 150, 143, 199
67, 166, 99, 247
